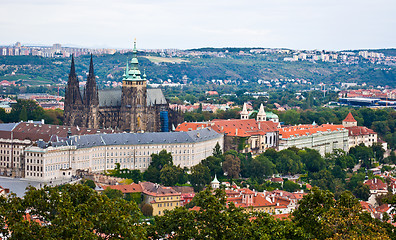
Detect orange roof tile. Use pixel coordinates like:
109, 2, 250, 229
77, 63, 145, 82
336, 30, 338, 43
343, 112, 357, 122
105, 183, 142, 193
346, 126, 376, 136
279, 124, 345, 139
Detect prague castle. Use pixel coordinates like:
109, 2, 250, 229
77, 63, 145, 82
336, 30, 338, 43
64, 41, 177, 132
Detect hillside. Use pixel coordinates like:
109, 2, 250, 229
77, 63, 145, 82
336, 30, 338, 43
0, 49, 395, 88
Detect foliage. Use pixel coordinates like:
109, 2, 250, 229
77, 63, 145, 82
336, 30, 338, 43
222, 154, 241, 179
148, 187, 306, 240
189, 163, 211, 192
103, 187, 123, 199
159, 164, 186, 186
143, 150, 173, 183
81, 179, 96, 189
293, 187, 391, 239
0, 184, 146, 239
141, 203, 153, 217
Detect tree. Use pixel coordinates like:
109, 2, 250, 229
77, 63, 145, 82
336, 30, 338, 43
247, 155, 276, 179
349, 144, 374, 168
160, 164, 184, 186
352, 183, 370, 201
141, 203, 153, 217
144, 150, 173, 183
201, 156, 223, 178
222, 154, 240, 179
213, 142, 222, 158
81, 179, 96, 189
0, 184, 146, 239
320, 191, 390, 239
298, 148, 325, 173
283, 180, 300, 192
190, 163, 211, 192
148, 187, 306, 240
19, 106, 28, 121
103, 187, 124, 199
372, 142, 385, 163
293, 187, 335, 238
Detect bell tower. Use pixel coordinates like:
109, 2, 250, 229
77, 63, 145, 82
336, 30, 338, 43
120, 40, 147, 132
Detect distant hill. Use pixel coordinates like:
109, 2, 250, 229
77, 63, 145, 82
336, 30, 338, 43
0, 49, 395, 88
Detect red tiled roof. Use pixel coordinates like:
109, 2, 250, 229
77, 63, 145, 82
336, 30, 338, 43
364, 178, 387, 191
376, 204, 390, 213
279, 124, 345, 139
105, 183, 142, 193
175, 122, 210, 132
343, 112, 357, 122
176, 119, 278, 137
210, 119, 278, 137
346, 126, 376, 136
140, 182, 180, 197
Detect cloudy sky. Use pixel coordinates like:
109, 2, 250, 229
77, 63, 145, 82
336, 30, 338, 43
1, 0, 395, 50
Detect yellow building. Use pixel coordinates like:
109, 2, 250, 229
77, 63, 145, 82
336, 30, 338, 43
140, 182, 181, 216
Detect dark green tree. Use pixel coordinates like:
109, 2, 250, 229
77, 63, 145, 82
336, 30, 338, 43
0, 184, 146, 239
190, 163, 211, 192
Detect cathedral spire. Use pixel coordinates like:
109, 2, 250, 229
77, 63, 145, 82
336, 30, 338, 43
69, 54, 76, 78
84, 54, 99, 107
88, 54, 94, 79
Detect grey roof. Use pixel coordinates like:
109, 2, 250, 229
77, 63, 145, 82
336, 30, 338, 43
98, 88, 122, 107
0, 122, 20, 131
52, 128, 222, 149
147, 88, 167, 106
96, 88, 167, 107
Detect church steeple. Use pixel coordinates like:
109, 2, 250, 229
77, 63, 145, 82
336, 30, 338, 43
84, 54, 99, 107
257, 103, 266, 121
88, 54, 95, 79
65, 54, 83, 105
240, 103, 249, 120
123, 39, 143, 81
69, 54, 76, 78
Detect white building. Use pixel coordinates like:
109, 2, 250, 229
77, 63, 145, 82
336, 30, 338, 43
342, 112, 378, 149
24, 128, 223, 182
278, 124, 349, 155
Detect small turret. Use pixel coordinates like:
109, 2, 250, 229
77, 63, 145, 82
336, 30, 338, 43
240, 103, 249, 120
257, 103, 266, 121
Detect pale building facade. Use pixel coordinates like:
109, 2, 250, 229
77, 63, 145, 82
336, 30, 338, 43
24, 128, 223, 181
278, 124, 349, 155
342, 112, 378, 149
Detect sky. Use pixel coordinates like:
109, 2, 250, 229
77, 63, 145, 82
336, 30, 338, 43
1, 0, 395, 50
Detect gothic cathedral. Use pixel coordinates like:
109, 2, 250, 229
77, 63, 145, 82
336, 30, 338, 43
64, 41, 179, 132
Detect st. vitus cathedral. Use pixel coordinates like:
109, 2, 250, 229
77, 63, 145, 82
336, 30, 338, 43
64, 41, 181, 132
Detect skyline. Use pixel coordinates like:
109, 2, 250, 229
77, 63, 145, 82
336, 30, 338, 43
1, 0, 395, 50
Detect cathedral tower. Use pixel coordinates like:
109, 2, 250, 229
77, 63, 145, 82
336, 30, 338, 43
120, 40, 148, 132
83, 54, 99, 128
64, 55, 85, 126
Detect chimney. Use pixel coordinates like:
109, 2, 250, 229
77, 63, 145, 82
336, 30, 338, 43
41, 119, 45, 124
235, 128, 238, 135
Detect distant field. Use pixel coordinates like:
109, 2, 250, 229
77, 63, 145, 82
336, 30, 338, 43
142, 56, 189, 63
0, 74, 53, 85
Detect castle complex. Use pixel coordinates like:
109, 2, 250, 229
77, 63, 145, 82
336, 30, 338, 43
64, 41, 176, 132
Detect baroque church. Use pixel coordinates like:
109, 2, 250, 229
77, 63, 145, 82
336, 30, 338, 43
64, 41, 180, 132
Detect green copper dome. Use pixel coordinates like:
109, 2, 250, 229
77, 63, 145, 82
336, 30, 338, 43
123, 40, 144, 81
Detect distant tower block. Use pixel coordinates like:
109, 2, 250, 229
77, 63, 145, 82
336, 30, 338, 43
240, 103, 249, 120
